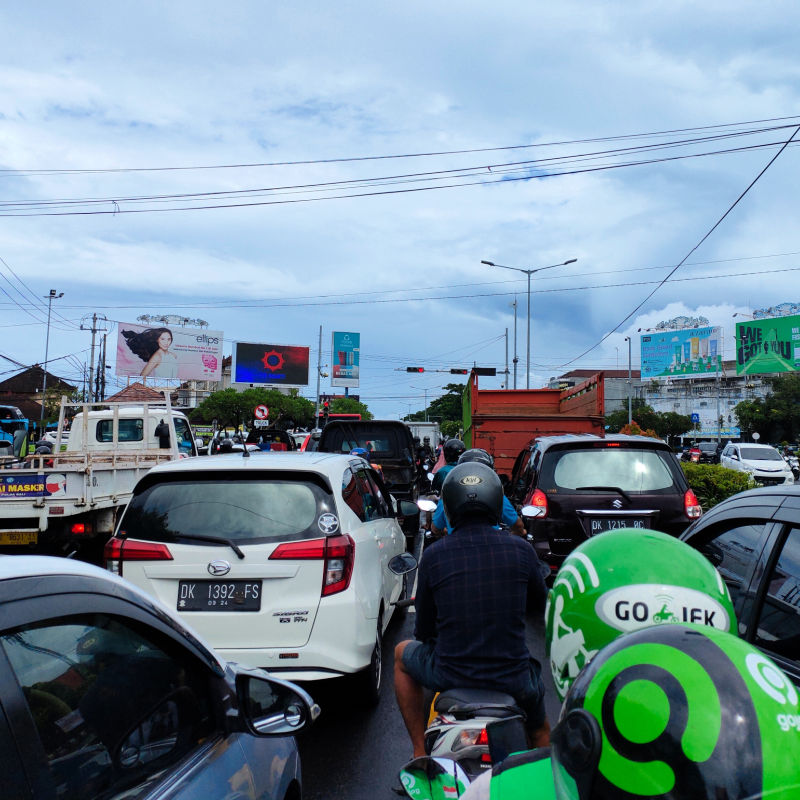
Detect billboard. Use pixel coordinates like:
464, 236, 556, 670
640, 326, 722, 380
232, 342, 310, 386
116, 322, 223, 381
736, 315, 800, 375
331, 331, 360, 388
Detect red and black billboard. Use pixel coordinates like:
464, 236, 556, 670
232, 342, 310, 386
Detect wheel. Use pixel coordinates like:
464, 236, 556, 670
353, 614, 383, 707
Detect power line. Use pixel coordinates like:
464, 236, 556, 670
559, 124, 800, 367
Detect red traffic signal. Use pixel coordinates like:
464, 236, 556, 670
406, 367, 425, 373
450, 368, 469, 374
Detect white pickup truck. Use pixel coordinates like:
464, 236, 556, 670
0, 395, 197, 563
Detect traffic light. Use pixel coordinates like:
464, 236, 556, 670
322, 400, 330, 422
406, 367, 425, 373
472, 367, 496, 376
450, 368, 469, 374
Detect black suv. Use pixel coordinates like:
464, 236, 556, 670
681, 484, 800, 687
509, 434, 701, 569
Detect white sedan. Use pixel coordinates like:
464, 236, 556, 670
719, 442, 795, 486
105, 452, 417, 704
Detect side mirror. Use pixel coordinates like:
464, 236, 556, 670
388, 552, 418, 575
398, 757, 471, 800
521, 504, 546, 519
417, 498, 437, 513
729, 453, 739, 461
236, 671, 320, 736
398, 499, 421, 518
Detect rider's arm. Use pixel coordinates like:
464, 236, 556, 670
431, 499, 449, 536
413, 566, 437, 642
500, 497, 526, 538
525, 550, 548, 614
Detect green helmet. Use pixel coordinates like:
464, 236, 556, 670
545, 528, 735, 701
551, 624, 800, 799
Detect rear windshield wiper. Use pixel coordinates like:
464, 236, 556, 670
168, 532, 245, 560
575, 486, 633, 504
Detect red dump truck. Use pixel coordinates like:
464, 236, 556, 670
461, 372, 606, 476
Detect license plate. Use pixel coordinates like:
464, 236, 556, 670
177, 580, 262, 612
588, 518, 645, 535
0, 531, 38, 546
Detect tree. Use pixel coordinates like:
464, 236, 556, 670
405, 383, 465, 431
734, 374, 800, 442
191, 388, 316, 429
605, 400, 690, 443
330, 397, 373, 420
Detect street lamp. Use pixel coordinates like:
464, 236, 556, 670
40, 289, 64, 428
623, 336, 632, 425
482, 258, 577, 389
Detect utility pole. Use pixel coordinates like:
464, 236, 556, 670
40, 289, 64, 427
315, 325, 323, 427
80, 314, 109, 402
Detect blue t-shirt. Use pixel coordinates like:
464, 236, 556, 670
432, 495, 519, 534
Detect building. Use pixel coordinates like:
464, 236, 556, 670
0, 366, 76, 424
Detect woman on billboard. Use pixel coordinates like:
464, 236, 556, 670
122, 327, 179, 379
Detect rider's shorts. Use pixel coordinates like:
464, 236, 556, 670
401, 640, 546, 731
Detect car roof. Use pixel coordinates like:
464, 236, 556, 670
0, 555, 226, 673
533, 433, 669, 450
147, 451, 356, 475
734, 443, 779, 450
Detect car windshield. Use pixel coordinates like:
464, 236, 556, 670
550, 447, 676, 492
698, 443, 717, 452
120, 475, 334, 544
739, 447, 784, 461
322, 425, 411, 459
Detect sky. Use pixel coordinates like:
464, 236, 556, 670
2, 1, 800, 421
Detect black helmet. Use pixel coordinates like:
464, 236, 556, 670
457, 447, 494, 468
443, 438, 466, 464
441, 462, 503, 529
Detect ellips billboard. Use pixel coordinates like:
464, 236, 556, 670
116, 322, 223, 381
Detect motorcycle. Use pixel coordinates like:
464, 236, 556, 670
389, 583, 528, 781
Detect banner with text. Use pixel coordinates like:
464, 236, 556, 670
232, 342, 310, 386
331, 331, 360, 388
116, 322, 223, 381
640, 327, 722, 380
736, 315, 800, 375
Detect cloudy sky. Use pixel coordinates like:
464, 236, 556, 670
2, 2, 799, 419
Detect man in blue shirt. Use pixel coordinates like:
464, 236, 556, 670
394, 461, 549, 759
431, 448, 525, 537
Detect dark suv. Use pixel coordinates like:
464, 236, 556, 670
509, 434, 702, 569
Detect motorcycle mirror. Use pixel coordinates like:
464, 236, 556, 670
398, 756, 471, 799
427, 472, 435, 481
521, 504, 546, 519
417, 499, 437, 513
388, 552, 418, 575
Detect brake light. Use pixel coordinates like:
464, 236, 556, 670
530, 489, 548, 518
684, 488, 702, 519
270, 535, 355, 597
104, 537, 173, 576
606, 442, 621, 447
322, 535, 355, 596
70, 522, 90, 536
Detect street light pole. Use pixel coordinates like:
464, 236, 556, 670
624, 336, 632, 425
482, 258, 577, 389
40, 289, 64, 429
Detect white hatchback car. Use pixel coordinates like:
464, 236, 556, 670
719, 442, 795, 486
105, 452, 417, 704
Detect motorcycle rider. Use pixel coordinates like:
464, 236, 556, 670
394, 461, 549, 759
460, 623, 800, 799
430, 438, 466, 492
431, 448, 525, 538
456, 528, 738, 799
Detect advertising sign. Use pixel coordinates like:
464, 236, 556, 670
640, 327, 722, 380
331, 331, 360, 388
735, 315, 800, 375
232, 342, 310, 386
116, 322, 223, 381
0, 473, 67, 498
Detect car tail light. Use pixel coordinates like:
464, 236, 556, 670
270, 535, 355, 597
684, 489, 702, 519
70, 522, 92, 536
530, 489, 548, 518
104, 537, 173, 576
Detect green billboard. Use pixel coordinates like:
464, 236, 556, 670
735, 315, 800, 375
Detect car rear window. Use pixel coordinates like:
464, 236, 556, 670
321, 425, 412, 459
739, 447, 783, 461
120, 474, 335, 545
547, 446, 678, 493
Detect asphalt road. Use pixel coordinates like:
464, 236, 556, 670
297, 551, 561, 800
